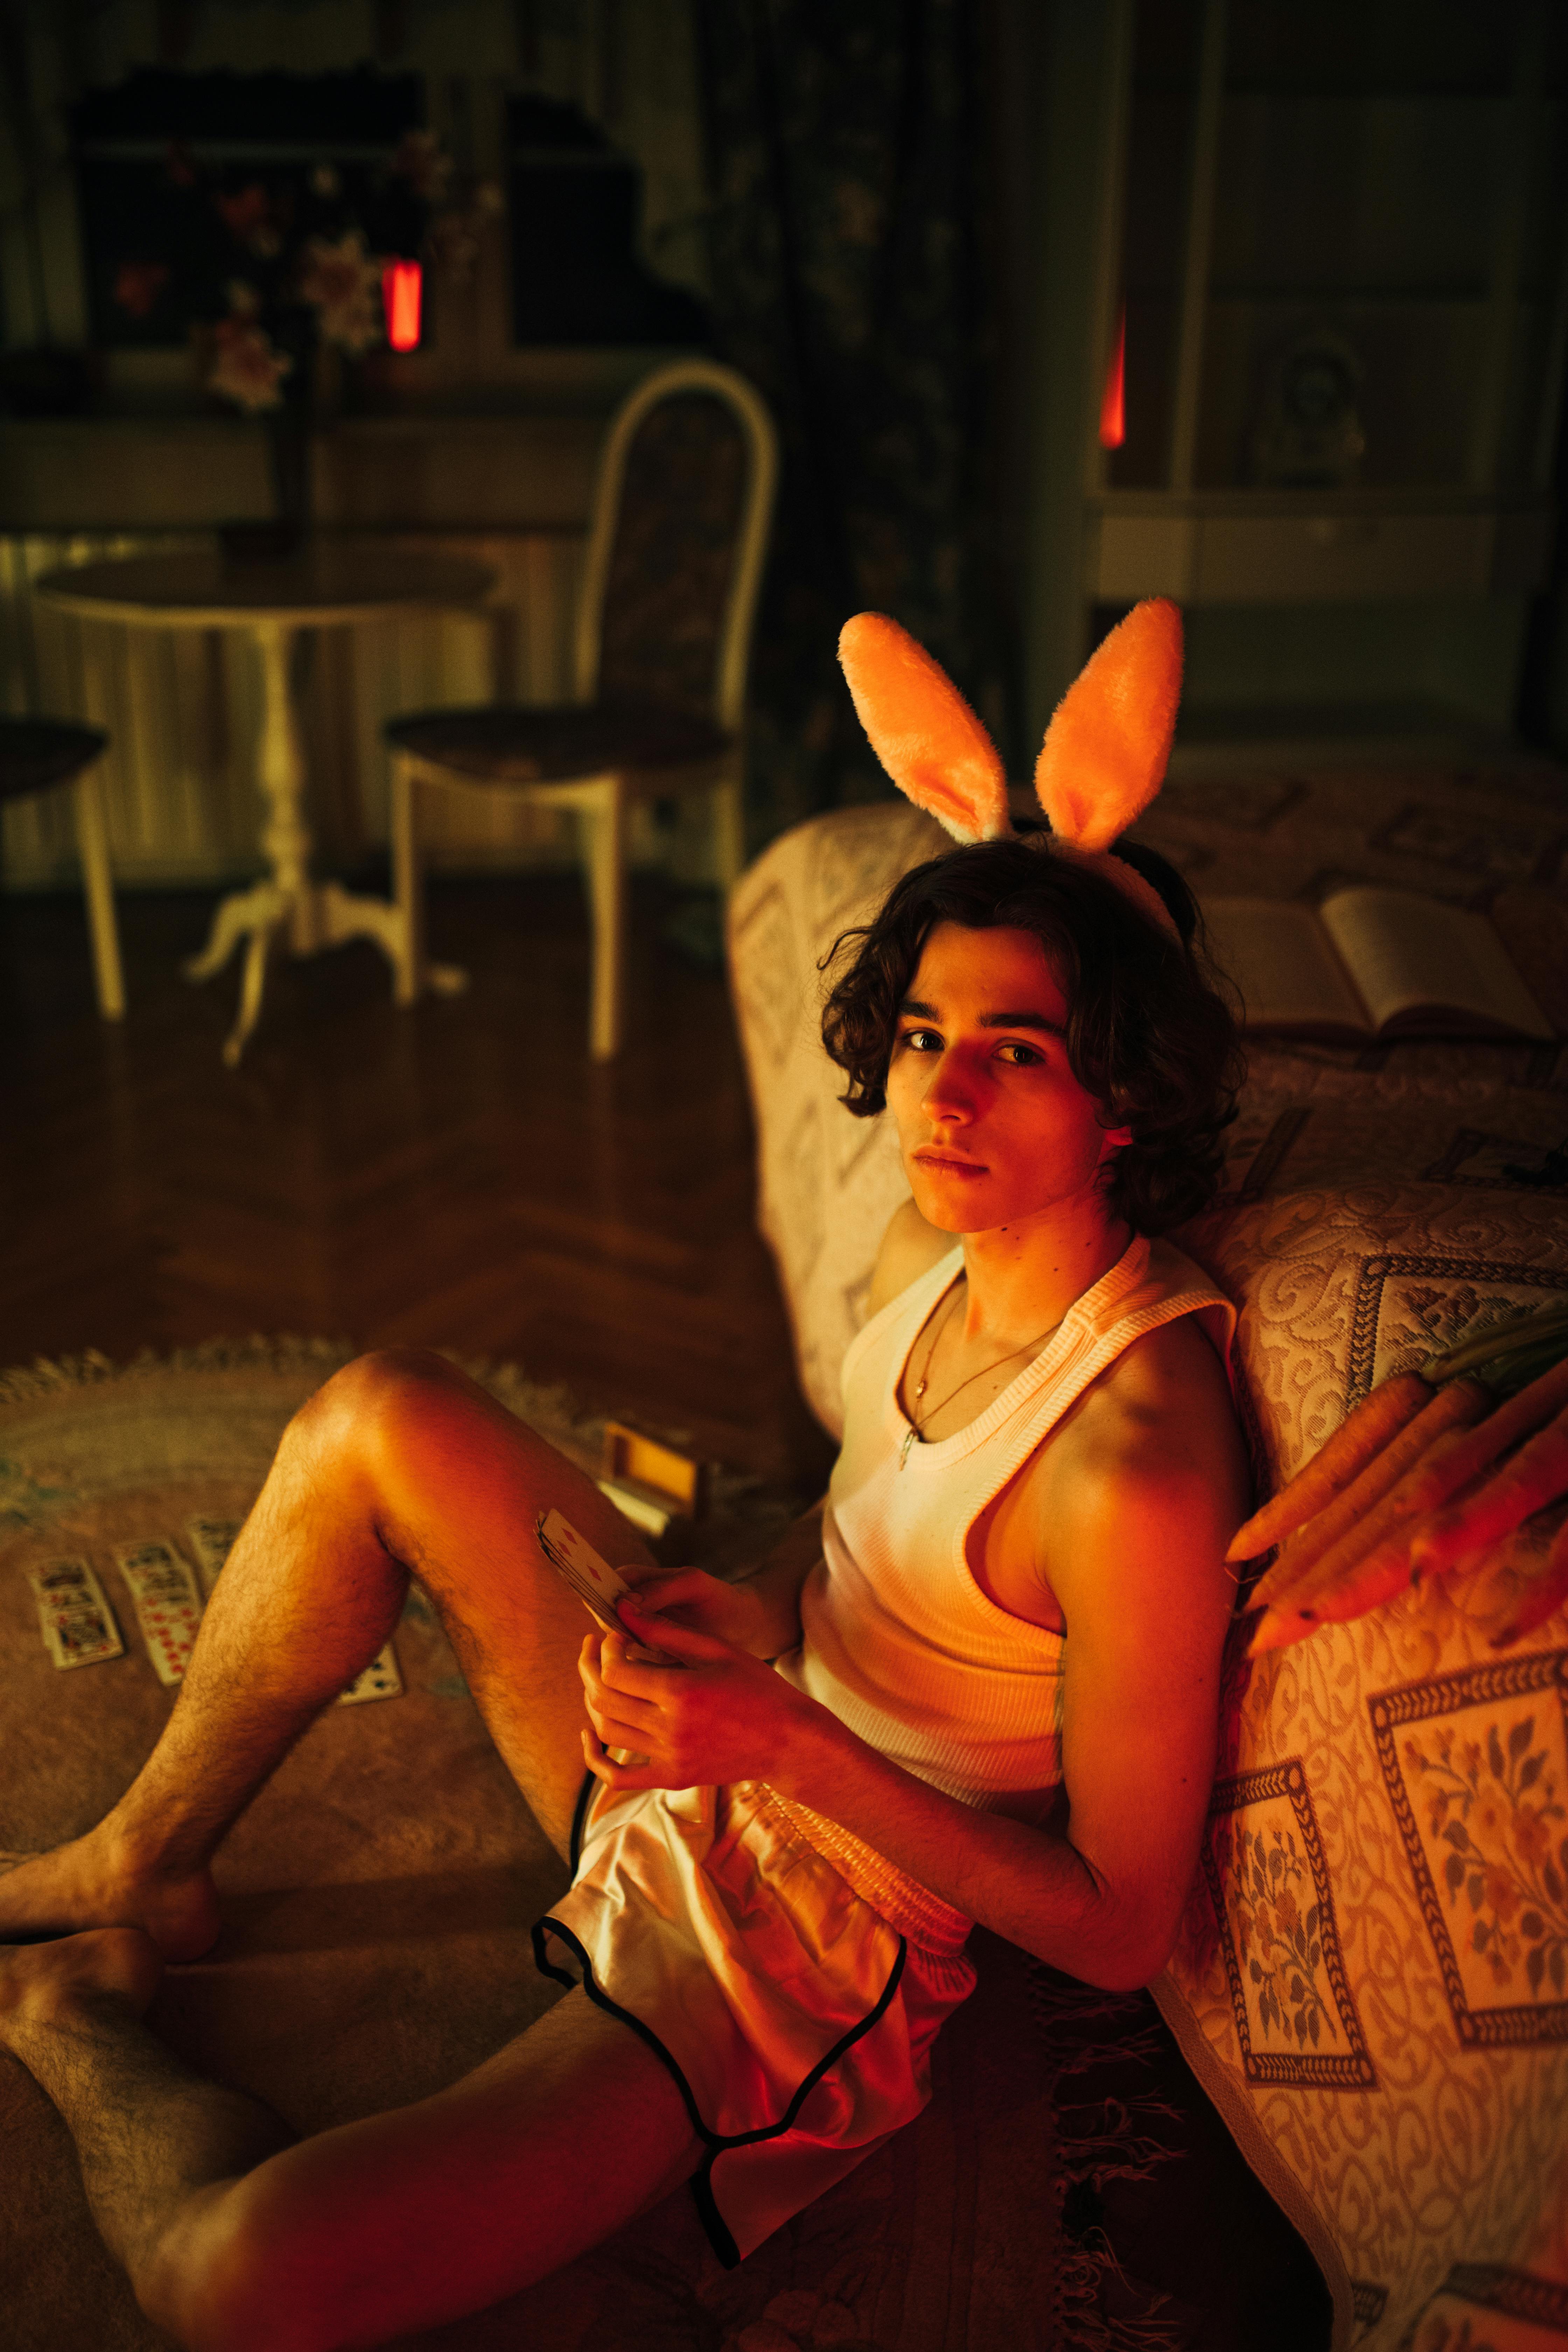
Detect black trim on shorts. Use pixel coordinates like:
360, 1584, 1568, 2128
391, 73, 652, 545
567, 1769, 596, 1872
530, 1907, 910, 2270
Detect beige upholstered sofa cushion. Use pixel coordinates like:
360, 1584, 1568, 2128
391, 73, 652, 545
727, 806, 1568, 2352
728, 802, 949, 1436
1161, 1184, 1568, 2352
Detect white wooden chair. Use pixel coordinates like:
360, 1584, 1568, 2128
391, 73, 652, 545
384, 357, 779, 1059
0, 719, 125, 1018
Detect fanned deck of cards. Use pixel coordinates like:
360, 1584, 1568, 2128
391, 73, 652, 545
535, 1509, 676, 1665
28, 1557, 125, 1670
115, 1540, 205, 1685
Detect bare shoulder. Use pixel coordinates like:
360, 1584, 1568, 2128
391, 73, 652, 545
1086, 1313, 1239, 1456
866, 1197, 955, 1317
1038, 1316, 1248, 1620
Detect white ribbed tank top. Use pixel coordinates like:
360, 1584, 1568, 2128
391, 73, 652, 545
775, 1233, 1235, 1811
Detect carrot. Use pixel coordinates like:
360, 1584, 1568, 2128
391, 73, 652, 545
1268, 1358, 1568, 1628
1254, 1354, 1568, 1608
1410, 1402, 1568, 1580
1248, 1380, 1492, 1652
1403, 1353, 1568, 1572
1250, 1377, 1474, 1609
1258, 1390, 1498, 1638
1249, 1478, 1387, 1609
1493, 1516, 1568, 1646
1250, 1455, 1410, 1608
1450, 1499, 1568, 1648
1227, 1370, 1432, 1564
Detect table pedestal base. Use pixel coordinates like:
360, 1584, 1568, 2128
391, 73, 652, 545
34, 551, 496, 1065
185, 879, 456, 1067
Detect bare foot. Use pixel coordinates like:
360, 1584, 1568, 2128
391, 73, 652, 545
0, 1925, 163, 2043
0, 1836, 220, 1963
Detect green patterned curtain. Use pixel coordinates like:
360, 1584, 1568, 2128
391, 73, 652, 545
696, 0, 1007, 839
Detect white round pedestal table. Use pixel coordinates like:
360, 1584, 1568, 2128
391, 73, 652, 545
36, 545, 494, 1066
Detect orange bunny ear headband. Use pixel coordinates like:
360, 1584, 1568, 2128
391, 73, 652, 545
838, 598, 1184, 940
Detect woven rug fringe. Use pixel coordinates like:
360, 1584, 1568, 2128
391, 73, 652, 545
0, 1339, 630, 1454
1055, 2241, 1189, 2352
1030, 1966, 1189, 2352
0, 1336, 357, 1405
1054, 2105, 1185, 2177
1052, 2025, 1167, 2083
0, 1339, 802, 1558
1027, 1974, 1158, 2036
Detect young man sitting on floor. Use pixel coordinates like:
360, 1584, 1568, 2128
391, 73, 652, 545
0, 602, 1250, 2352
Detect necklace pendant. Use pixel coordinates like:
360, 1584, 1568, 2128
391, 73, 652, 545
899, 1426, 917, 1469
913, 1378, 927, 1398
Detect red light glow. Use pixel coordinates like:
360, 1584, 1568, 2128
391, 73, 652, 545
1099, 304, 1126, 450
384, 260, 422, 352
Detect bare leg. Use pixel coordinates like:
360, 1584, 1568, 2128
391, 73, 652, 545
0, 1350, 653, 1955
0, 1926, 699, 2352
0, 1354, 701, 2345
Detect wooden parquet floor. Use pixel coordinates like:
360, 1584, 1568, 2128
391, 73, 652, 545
0, 870, 836, 1494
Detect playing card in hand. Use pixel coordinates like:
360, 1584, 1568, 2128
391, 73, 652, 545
535, 1510, 677, 1665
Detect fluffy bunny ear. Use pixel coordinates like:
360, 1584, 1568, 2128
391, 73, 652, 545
1034, 598, 1183, 854
839, 613, 1011, 845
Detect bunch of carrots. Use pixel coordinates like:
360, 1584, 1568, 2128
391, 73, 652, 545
1236, 1302, 1568, 1656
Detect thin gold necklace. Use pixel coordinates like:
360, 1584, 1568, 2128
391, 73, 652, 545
899, 1286, 1062, 1469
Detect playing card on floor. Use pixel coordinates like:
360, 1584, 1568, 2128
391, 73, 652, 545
115, 1540, 205, 1686
338, 1643, 402, 1705
186, 1514, 246, 1597
27, 1557, 125, 1670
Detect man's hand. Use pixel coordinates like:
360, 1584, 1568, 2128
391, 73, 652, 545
618, 1567, 778, 1656
578, 1610, 825, 1792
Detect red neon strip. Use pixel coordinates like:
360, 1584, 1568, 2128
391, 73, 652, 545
1099, 304, 1126, 449
384, 260, 422, 352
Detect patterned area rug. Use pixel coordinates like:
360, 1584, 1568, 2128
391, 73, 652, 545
0, 1343, 1064, 2352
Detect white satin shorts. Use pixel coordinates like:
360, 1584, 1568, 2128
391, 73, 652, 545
533, 1773, 975, 2264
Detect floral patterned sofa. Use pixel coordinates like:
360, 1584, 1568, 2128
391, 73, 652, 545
727, 803, 1568, 2352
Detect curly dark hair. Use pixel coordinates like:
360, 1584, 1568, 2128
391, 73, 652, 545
819, 834, 1245, 1234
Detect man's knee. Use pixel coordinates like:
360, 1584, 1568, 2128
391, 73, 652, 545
288, 1349, 540, 1541
301, 1345, 457, 1435
287, 1348, 464, 1486
138, 2176, 321, 2352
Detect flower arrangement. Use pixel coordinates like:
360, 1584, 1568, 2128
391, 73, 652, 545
112, 128, 500, 418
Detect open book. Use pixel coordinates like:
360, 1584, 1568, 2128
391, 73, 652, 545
1203, 887, 1554, 1044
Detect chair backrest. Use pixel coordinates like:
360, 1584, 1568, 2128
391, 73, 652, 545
574, 357, 779, 732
